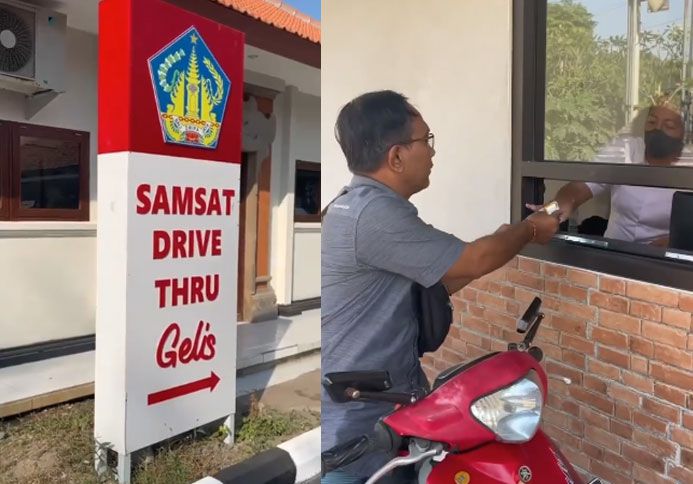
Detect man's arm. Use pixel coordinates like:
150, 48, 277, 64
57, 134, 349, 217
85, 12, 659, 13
441, 212, 559, 284
441, 223, 513, 293
443, 277, 474, 294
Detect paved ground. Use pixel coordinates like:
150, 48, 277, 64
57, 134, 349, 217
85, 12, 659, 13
254, 369, 321, 413
237, 367, 321, 416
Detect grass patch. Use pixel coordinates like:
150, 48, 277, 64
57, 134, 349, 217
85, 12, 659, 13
0, 397, 319, 484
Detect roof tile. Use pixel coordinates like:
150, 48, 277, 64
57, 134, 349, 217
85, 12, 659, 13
212, 0, 320, 43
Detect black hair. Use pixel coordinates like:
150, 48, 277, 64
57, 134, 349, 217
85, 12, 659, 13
334, 90, 419, 173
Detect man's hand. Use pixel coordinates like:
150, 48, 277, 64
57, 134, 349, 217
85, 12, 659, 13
525, 201, 572, 223
524, 211, 561, 244
649, 235, 670, 248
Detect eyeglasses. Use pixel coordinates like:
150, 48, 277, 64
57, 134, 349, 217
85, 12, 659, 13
398, 132, 435, 150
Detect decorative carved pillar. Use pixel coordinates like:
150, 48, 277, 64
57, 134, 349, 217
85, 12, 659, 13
239, 93, 278, 322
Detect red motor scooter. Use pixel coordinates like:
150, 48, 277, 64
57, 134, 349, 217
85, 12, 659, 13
322, 297, 603, 484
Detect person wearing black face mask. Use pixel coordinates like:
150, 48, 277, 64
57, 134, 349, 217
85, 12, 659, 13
642, 105, 686, 164
526, 103, 686, 247
645, 128, 684, 161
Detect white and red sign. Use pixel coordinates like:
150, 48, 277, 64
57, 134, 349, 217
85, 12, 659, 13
95, 0, 244, 457
96, 153, 239, 453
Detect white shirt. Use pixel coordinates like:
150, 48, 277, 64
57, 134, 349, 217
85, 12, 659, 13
585, 135, 687, 244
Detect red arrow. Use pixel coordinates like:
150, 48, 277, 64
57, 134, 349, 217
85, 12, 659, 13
147, 371, 221, 405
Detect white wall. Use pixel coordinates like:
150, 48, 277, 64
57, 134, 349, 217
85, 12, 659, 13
322, 0, 513, 241
290, 91, 321, 301
292, 224, 321, 300
290, 90, 321, 164
0, 232, 96, 348
0, 27, 98, 349
246, 45, 320, 97
270, 87, 321, 304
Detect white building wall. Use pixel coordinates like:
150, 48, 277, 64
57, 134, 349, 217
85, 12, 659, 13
0, 233, 96, 348
290, 90, 320, 162
270, 87, 321, 304
292, 223, 320, 300
246, 45, 320, 97
322, 0, 513, 241
270, 87, 295, 305
0, 28, 98, 349
290, 91, 320, 301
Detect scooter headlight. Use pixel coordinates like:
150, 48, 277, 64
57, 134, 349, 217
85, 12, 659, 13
470, 371, 543, 443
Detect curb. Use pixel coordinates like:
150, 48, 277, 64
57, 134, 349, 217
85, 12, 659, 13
193, 426, 321, 484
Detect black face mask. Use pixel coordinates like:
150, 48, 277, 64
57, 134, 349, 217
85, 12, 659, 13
644, 129, 683, 159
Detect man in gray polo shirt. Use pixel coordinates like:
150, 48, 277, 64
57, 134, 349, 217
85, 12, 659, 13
321, 90, 559, 483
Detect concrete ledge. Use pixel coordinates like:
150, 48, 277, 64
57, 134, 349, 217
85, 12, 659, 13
0, 382, 94, 418
193, 427, 320, 484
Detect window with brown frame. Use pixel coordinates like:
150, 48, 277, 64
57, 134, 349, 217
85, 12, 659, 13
294, 160, 320, 223
0, 120, 90, 221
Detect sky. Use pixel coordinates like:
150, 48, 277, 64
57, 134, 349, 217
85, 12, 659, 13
288, 1, 684, 35
552, 0, 685, 38
283, 0, 321, 20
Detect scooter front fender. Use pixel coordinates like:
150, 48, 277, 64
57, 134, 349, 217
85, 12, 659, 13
424, 431, 585, 484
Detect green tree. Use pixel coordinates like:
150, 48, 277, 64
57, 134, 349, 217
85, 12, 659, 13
640, 24, 684, 105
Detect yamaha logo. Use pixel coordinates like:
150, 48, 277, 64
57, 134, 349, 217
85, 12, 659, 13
519, 466, 532, 482
454, 471, 471, 484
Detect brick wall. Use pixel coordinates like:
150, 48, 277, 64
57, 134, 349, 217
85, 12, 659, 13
421, 256, 693, 484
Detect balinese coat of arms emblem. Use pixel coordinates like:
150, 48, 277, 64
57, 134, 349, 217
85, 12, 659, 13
148, 26, 230, 149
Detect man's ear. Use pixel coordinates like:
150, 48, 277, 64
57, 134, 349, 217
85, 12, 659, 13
386, 144, 405, 173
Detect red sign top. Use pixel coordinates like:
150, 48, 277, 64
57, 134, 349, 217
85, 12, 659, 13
98, 0, 244, 163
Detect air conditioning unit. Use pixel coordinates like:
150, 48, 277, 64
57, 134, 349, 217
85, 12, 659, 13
0, 0, 66, 95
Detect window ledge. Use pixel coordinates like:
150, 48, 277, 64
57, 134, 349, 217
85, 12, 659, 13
522, 238, 693, 292
294, 222, 321, 230
0, 221, 96, 238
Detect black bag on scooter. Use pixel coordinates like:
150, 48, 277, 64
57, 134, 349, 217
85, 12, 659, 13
412, 281, 453, 356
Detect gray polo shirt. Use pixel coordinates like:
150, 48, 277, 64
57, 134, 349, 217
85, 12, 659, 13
321, 175, 465, 478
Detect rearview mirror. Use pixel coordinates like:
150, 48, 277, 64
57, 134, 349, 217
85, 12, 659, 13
517, 297, 542, 333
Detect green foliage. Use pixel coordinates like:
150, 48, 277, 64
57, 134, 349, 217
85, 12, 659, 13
546, 0, 685, 161
236, 398, 291, 452
214, 423, 230, 439
0, 397, 319, 484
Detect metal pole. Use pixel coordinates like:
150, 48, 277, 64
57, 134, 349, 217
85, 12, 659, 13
683, 0, 693, 142
682, 0, 693, 79
626, 0, 641, 123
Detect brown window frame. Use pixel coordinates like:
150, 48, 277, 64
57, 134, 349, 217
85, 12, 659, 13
294, 160, 321, 223
0, 121, 9, 220
0, 120, 90, 221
